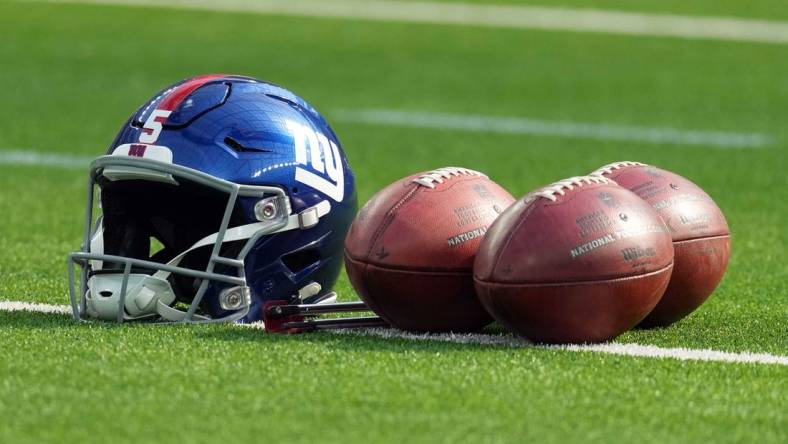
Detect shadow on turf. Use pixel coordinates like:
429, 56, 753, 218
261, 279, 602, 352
191, 323, 529, 353
0, 310, 532, 352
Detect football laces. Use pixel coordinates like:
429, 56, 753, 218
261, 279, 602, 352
412, 167, 486, 188
590, 161, 645, 177
528, 175, 612, 202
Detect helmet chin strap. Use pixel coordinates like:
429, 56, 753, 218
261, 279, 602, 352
86, 200, 332, 322
152, 199, 331, 280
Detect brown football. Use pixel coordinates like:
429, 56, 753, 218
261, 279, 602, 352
344, 167, 515, 332
591, 162, 731, 328
474, 176, 674, 344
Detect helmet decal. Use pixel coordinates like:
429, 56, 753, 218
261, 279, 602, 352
112, 144, 173, 163
138, 74, 227, 144
287, 119, 345, 202
138, 110, 171, 144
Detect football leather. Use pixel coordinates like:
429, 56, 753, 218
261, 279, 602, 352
344, 167, 515, 332
474, 176, 674, 343
592, 162, 730, 327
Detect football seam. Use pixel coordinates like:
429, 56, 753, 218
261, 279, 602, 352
348, 258, 396, 326
363, 185, 421, 260
475, 261, 674, 287
487, 198, 539, 279
671, 233, 731, 244
345, 253, 471, 275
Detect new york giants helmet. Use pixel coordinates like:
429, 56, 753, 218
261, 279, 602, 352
68, 74, 357, 323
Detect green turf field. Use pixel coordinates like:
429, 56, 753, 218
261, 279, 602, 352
0, 1, 786, 443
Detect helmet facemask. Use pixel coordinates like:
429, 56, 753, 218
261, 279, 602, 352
68, 156, 331, 323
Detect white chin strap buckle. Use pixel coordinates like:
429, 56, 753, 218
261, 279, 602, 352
86, 273, 176, 321
298, 206, 320, 229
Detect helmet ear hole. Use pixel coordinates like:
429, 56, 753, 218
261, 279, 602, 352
281, 248, 321, 274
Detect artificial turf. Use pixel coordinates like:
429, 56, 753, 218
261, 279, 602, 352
0, 1, 786, 443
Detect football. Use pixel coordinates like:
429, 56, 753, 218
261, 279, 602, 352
344, 167, 515, 332
474, 176, 674, 344
591, 162, 731, 328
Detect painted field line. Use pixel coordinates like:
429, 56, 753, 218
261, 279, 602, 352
2, 300, 786, 366
0, 108, 771, 167
333, 109, 772, 148
332, 328, 788, 366
0, 300, 73, 315
27, 0, 788, 45
0, 150, 92, 169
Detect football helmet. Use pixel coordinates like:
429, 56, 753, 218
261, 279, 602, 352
68, 74, 357, 323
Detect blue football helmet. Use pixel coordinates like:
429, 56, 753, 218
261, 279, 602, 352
68, 74, 357, 323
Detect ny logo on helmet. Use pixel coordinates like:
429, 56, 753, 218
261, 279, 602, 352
286, 120, 345, 202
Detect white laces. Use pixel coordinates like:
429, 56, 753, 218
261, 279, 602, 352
412, 167, 486, 188
590, 161, 645, 177
528, 176, 612, 202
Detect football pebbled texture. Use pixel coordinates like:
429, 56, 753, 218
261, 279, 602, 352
591, 161, 731, 328
344, 167, 515, 332
474, 176, 674, 344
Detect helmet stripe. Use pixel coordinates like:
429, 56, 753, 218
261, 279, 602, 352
157, 74, 227, 111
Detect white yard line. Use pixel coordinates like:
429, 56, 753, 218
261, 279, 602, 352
0, 150, 92, 169
560, 343, 788, 365
334, 328, 788, 365
25, 0, 788, 45
333, 109, 772, 148
0, 108, 772, 168
0, 300, 73, 315
3, 300, 786, 366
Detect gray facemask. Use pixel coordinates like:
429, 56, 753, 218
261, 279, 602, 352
68, 155, 330, 323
